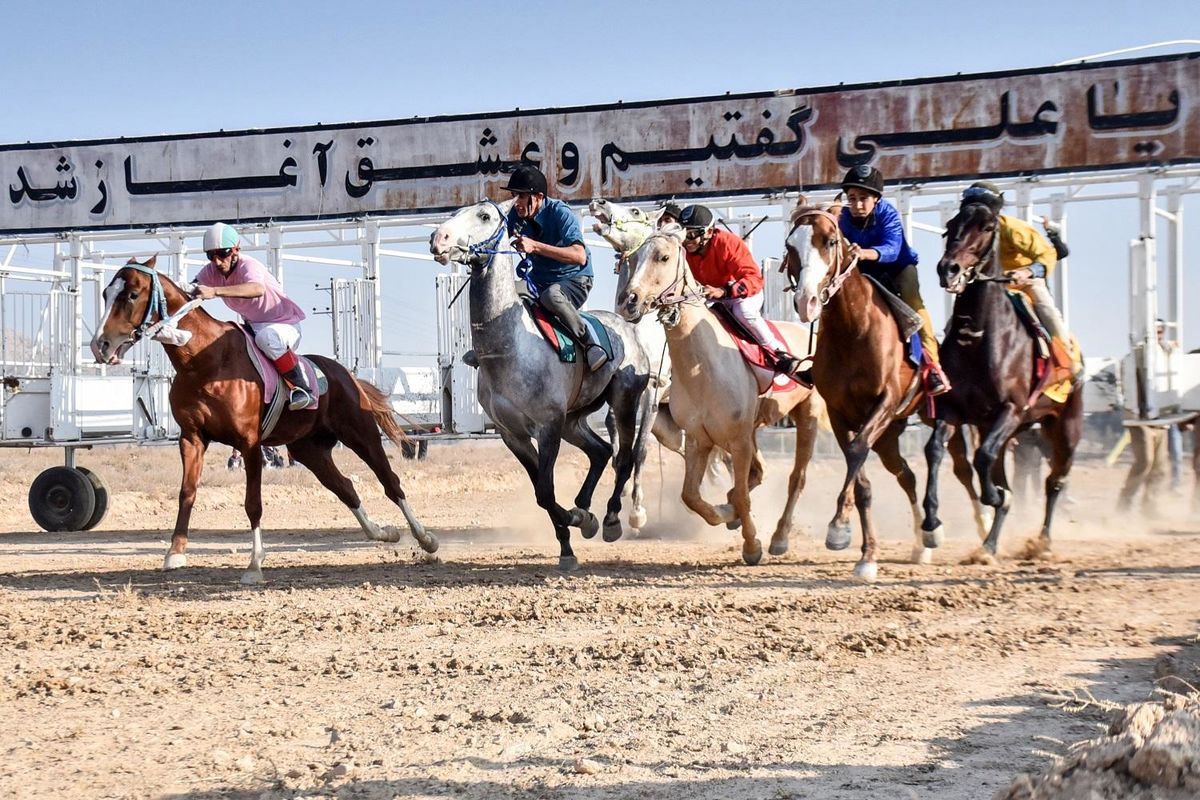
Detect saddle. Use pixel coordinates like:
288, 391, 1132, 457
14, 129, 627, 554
1004, 291, 1080, 404
862, 274, 924, 368
525, 301, 615, 365
708, 303, 802, 395
238, 325, 328, 437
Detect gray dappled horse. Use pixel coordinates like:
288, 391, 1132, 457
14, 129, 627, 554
430, 198, 653, 570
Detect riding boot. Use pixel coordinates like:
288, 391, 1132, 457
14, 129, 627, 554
1048, 337, 1075, 384
772, 349, 808, 383
926, 360, 952, 396
282, 364, 314, 411
581, 329, 610, 372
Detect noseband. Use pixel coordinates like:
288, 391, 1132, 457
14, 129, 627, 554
786, 208, 860, 305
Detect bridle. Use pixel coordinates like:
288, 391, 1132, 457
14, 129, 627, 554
945, 204, 1008, 290
784, 208, 860, 305
626, 232, 708, 327
118, 263, 203, 344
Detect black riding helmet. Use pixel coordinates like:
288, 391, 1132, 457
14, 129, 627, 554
504, 165, 548, 195
678, 204, 714, 230
961, 180, 1004, 212
660, 201, 683, 220
840, 165, 884, 196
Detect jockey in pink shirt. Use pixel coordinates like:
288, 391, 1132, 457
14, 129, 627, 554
194, 222, 313, 410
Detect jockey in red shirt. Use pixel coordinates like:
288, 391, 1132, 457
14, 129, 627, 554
679, 205, 805, 379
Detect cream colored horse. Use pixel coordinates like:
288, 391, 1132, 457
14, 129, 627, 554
617, 225, 824, 564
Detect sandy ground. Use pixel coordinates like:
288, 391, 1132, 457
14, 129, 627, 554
0, 438, 1197, 799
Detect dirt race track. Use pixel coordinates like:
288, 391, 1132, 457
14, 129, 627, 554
0, 439, 1197, 799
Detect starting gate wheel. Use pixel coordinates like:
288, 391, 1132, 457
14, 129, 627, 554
28, 466, 97, 533
75, 467, 110, 531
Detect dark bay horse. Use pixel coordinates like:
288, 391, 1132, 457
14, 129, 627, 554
923, 202, 1084, 559
90, 257, 438, 584
784, 203, 989, 581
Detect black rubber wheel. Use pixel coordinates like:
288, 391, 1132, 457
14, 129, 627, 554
28, 466, 97, 533
75, 467, 109, 531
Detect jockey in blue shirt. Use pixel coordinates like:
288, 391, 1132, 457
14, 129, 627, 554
503, 165, 607, 372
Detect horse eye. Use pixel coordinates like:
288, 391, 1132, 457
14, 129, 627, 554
658, 253, 670, 262
477, 210, 490, 221
128, 291, 140, 300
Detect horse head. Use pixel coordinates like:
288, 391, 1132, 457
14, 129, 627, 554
783, 200, 849, 323
429, 198, 516, 269
587, 198, 657, 256
91, 256, 174, 364
938, 202, 1000, 294
616, 224, 694, 323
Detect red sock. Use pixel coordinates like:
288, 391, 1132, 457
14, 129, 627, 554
272, 350, 298, 373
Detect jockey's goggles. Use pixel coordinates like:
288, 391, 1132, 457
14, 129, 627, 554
206, 248, 233, 260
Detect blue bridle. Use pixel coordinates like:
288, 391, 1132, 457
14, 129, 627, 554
120, 263, 171, 339
464, 200, 538, 297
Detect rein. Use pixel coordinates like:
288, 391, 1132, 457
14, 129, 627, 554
444, 200, 530, 307
122, 264, 199, 342
788, 208, 861, 305
953, 206, 1012, 288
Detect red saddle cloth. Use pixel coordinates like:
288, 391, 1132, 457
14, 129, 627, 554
709, 304, 801, 394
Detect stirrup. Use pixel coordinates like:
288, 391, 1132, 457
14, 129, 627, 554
288, 387, 313, 411
584, 343, 609, 372
926, 365, 952, 396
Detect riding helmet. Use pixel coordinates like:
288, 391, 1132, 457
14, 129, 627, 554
962, 180, 1004, 210
678, 204, 715, 230
503, 165, 549, 195
840, 165, 884, 196
660, 201, 683, 220
202, 222, 239, 251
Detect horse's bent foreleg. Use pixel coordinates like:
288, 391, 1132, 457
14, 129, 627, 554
166, 433, 208, 571
560, 415, 610, 541
680, 437, 736, 526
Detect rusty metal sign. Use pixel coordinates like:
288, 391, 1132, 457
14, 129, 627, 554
2, 53, 1196, 234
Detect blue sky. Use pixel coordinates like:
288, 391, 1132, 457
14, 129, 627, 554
2, 1, 1198, 363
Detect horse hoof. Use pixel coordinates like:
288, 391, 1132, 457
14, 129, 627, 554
378, 525, 403, 544
853, 561, 878, 582
602, 519, 623, 543
240, 570, 264, 586
558, 556, 580, 572
923, 524, 944, 549
825, 523, 852, 551
572, 508, 600, 539
910, 546, 933, 565
414, 528, 439, 553
742, 542, 763, 566
163, 553, 187, 571
629, 507, 648, 530
768, 537, 789, 557
725, 518, 742, 531
963, 547, 999, 566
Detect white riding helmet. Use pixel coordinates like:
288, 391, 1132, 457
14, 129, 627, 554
202, 222, 239, 252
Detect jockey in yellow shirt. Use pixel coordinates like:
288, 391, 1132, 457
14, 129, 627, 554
960, 181, 1080, 383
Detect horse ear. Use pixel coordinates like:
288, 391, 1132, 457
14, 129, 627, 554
823, 192, 846, 216
145, 255, 158, 269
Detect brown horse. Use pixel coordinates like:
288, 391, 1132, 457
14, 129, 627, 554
924, 201, 1084, 559
783, 202, 988, 581
90, 257, 438, 584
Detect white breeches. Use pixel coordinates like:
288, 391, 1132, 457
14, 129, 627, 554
714, 293, 786, 352
252, 322, 301, 360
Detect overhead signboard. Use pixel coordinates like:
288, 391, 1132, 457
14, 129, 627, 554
2, 52, 1196, 234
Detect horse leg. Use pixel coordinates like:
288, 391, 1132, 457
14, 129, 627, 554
334, 425, 438, 554
532, 423, 581, 571
238, 446, 268, 585
976, 405, 1022, 556
852, 468, 879, 582
601, 383, 652, 540
874, 420, 928, 565
951, 427, 993, 540
921, 420, 952, 549
284, 438, 402, 545
827, 396, 893, 553
728, 439, 762, 565
770, 397, 818, 556
165, 433, 208, 571
652, 403, 685, 457
724, 446, 763, 531
680, 436, 737, 526
1036, 402, 1082, 553
559, 415, 610, 542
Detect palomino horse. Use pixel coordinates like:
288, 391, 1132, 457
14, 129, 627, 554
90, 257, 438, 584
429, 198, 652, 571
784, 202, 989, 581
618, 225, 824, 564
924, 201, 1084, 558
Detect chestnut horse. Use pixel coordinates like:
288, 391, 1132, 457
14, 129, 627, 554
90, 257, 438, 584
784, 203, 988, 581
923, 202, 1084, 559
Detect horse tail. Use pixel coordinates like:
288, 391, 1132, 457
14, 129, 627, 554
353, 376, 407, 447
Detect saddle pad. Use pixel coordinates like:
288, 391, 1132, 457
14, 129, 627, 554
709, 303, 800, 394
862, 274, 923, 343
1003, 291, 1079, 405
239, 325, 327, 408
527, 303, 615, 365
